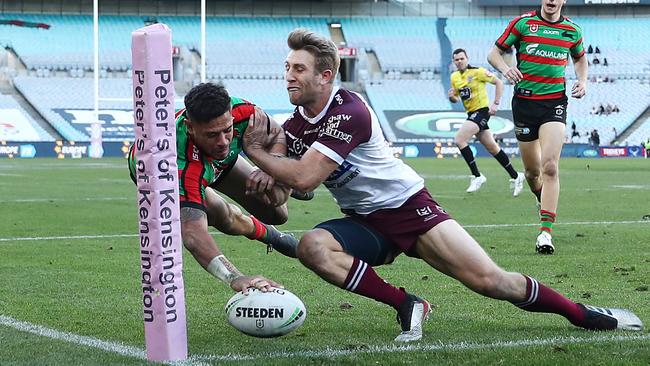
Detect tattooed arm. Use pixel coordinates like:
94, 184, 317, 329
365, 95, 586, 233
180, 206, 282, 292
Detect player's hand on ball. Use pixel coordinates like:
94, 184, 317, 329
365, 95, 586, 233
231, 275, 283, 294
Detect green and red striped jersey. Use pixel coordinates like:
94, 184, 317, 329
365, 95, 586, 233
128, 97, 255, 211
495, 9, 584, 100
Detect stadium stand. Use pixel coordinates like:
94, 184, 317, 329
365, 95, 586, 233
622, 116, 650, 147
0, 94, 54, 141
1, 11, 648, 146
13, 76, 144, 141
340, 17, 441, 74
564, 80, 650, 145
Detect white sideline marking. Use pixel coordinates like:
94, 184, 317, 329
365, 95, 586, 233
2, 314, 647, 363
0, 315, 144, 359
196, 333, 650, 362
0, 197, 129, 203
0, 220, 647, 243
0, 315, 208, 366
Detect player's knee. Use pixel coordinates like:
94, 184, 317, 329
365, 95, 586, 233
486, 144, 500, 155
524, 168, 540, 182
296, 230, 329, 268
454, 135, 467, 147
542, 159, 559, 178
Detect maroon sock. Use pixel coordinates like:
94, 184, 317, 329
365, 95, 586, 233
512, 275, 585, 327
343, 257, 407, 309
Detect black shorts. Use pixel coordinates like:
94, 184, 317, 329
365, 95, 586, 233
467, 107, 491, 131
512, 96, 568, 142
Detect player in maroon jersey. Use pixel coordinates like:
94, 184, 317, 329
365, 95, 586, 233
242, 28, 642, 341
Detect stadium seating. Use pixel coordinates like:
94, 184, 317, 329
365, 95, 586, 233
622, 116, 650, 147
13, 76, 166, 141
564, 80, 650, 145
341, 17, 441, 73
0, 94, 54, 141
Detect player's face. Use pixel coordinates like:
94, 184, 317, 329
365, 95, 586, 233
284, 50, 323, 107
453, 52, 468, 71
186, 110, 234, 160
541, 0, 565, 18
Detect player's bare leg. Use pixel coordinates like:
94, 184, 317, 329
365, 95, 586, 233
538, 122, 565, 214
205, 187, 297, 257
413, 220, 643, 331
455, 121, 486, 192
296, 229, 426, 342
477, 130, 524, 196
533, 122, 565, 254
518, 139, 543, 200
518, 139, 545, 236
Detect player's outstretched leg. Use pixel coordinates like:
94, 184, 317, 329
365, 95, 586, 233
414, 220, 643, 333
297, 225, 431, 342
249, 216, 298, 258
395, 292, 431, 342
205, 189, 298, 258
513, 276, 643, 331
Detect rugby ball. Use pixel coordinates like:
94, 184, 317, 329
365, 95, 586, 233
225, 287, 306, 338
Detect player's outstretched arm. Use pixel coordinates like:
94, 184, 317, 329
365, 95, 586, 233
181, 207, 281, 293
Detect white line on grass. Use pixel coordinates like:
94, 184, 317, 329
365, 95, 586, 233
0, 315, 208, 366
0, 220, 647, 243
0, 197, 129, 203
3, 314, 648, 364
195, 333, 650, 362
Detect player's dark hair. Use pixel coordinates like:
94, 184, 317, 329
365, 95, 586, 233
452, 48, 467, 57
183, 82, 230, 124
287, 28, 340, 82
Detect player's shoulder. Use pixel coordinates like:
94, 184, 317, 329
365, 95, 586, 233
474, 66, 495, 78
511, 10, 537, 24
562, 16, 582, 32
330, 88, 371, 119
230, 96, 256, 123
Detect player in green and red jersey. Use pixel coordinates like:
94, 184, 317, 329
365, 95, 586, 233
488, 0, 588, 255
129, 82, 297, 293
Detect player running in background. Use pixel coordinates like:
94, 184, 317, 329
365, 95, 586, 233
488, 0, 588, 254
129, 82, 297, 293
448, 48, 525, 194
242, 28, 642, 342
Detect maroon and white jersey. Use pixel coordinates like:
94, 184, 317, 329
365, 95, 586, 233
283, 87, 424, 214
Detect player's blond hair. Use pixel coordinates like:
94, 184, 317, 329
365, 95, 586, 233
287, 28, 340, 82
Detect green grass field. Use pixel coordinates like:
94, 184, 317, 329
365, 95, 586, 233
1, 157, 648, 365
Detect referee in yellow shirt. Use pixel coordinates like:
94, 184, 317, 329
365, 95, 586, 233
449, 48, 524, 195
